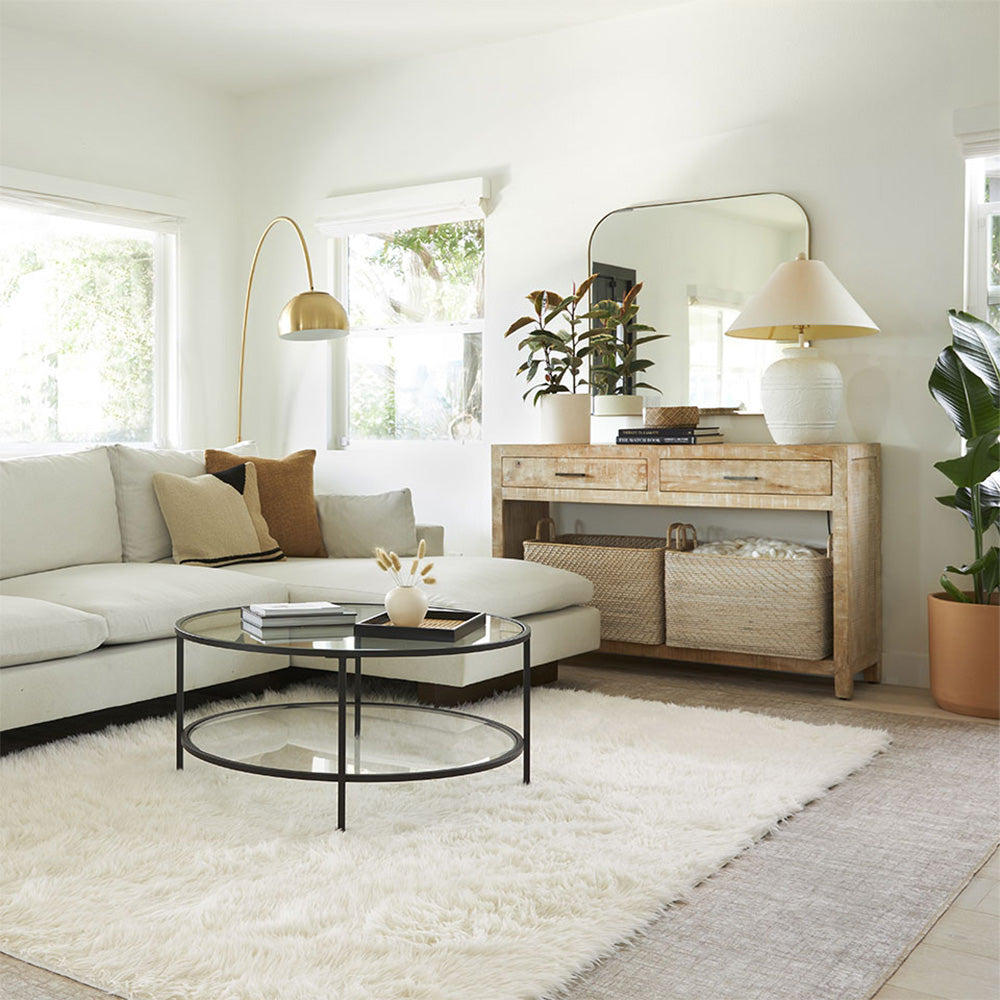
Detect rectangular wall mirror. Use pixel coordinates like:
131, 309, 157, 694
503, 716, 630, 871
588, 193, 810, 413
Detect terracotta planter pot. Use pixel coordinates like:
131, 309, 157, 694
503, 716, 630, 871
927, 592, 999, 719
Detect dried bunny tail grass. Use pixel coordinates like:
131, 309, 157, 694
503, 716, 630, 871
423, 577, 437, 585
390, 552, 402, 571
420, 563, 434, 576
417, 538, 426, 559
410, 559, 419, 575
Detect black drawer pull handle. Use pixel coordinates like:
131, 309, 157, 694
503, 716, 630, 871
554, 472, 588, 478
723, 475, 760, 481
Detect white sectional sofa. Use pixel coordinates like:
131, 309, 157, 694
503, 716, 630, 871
0, 446, 600, 732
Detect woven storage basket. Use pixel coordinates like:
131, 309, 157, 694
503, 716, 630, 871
663, 550, 833, 659
524, 519, 666, 644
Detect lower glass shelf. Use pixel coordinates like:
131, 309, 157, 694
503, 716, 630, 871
182, 701, 523, 782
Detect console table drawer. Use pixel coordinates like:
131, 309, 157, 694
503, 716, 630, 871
501, 457, 647, 491
659, 459, 832, 495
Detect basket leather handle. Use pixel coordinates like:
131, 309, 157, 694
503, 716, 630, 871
667, 522, 698, 551
534, 517, 558, 541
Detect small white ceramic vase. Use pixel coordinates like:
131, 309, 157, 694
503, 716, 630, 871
384, 585, 429, 627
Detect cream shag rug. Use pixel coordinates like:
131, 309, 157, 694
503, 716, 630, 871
0, 686, 889, 1000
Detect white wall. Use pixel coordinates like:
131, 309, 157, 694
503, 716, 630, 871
237, 0, 999, 687
2, 3, 997, 688
0, 26, 242, 449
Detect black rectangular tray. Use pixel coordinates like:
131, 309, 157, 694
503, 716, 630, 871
354, 609, 486, 642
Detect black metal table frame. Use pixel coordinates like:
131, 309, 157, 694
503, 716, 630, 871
174, 606, 531, 831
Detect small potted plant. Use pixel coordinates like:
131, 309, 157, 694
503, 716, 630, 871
926, 309, 999, 718
505, 276, 599, 443
584, 282, 668, 421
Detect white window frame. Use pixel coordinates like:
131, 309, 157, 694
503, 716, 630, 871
955, 105, 1000, 318
316, 178, 490, 449
0, 167, 185, 450
964, 156, 1000, 320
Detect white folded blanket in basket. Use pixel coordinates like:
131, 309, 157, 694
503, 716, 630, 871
692, 536, 823, 560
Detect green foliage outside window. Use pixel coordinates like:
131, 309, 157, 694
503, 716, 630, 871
348, 220, 484, 441
0, 221, 155, 445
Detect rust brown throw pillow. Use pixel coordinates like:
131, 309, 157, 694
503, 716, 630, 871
205, 449, 327, 558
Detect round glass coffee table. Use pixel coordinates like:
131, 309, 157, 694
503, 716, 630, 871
174, 605, 531, 830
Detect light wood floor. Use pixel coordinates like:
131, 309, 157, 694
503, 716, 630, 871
562, 658, 1000, 1000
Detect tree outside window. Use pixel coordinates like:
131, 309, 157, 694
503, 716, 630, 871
0, 205, 167, 446
346, 219, 484, 442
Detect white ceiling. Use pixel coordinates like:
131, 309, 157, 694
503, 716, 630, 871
1, 0, 687, 96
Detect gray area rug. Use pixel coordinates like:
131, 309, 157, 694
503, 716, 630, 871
554, 664, 1000, 1000
1, 664, 997, 1000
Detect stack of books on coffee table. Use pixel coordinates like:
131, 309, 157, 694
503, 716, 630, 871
616, 425, 725, 445
240, 601, 356, 640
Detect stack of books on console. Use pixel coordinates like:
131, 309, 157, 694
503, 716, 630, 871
616, 425, 725, 445
240, 601, 356, 640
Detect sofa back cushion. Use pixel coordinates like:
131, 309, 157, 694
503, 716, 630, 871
0, 448, 123, 579
108, 441, 258, 563
316, 488, 418, 558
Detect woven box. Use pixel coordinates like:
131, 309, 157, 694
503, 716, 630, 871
644, 405, 699, 428
663, 550, 832, 659
524, 520, 666, 644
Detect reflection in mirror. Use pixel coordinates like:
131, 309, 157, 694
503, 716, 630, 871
588, 193, 809, 412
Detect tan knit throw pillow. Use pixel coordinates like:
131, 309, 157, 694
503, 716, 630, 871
204, 449, 327, 558
152, 463, 284, 567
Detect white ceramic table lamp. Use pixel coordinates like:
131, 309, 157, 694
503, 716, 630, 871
725, 253, 878, 444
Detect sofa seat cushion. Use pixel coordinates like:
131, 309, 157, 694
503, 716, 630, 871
229, 556, 594, 619
0, 596, 109, 667
0, 564, 288, 644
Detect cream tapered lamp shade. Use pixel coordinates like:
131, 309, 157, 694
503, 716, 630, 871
237, 216, 349, 441
725, 253, 878, 444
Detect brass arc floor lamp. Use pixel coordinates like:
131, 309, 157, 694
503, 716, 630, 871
236, 216, 349, 442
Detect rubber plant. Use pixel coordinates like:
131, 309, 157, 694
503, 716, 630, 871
584, 282, 668, 395
504, 275, 600, 404
928, 309, 1000, 604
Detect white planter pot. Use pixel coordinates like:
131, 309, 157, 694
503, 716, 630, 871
760, 346, 843, 444
590, 394, 644, 443
384, 585, 429, 627
538, 394, 590, 444
592, 394, 645, 417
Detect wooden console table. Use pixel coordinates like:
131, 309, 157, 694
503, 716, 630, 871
491, 442, 881, 699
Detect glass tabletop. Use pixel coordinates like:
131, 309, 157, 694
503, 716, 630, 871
183, 701, 523, 782
176, 604, 527, 657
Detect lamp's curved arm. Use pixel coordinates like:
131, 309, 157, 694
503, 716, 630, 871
237, 216, 318, 441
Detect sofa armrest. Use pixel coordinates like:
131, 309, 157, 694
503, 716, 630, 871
415, 524, 444, 556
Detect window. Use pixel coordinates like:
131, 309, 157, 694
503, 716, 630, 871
0, 185, 178, 449
965, 155, 1000, 327
345, 221, 483, 441
317, 178, 488, 445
